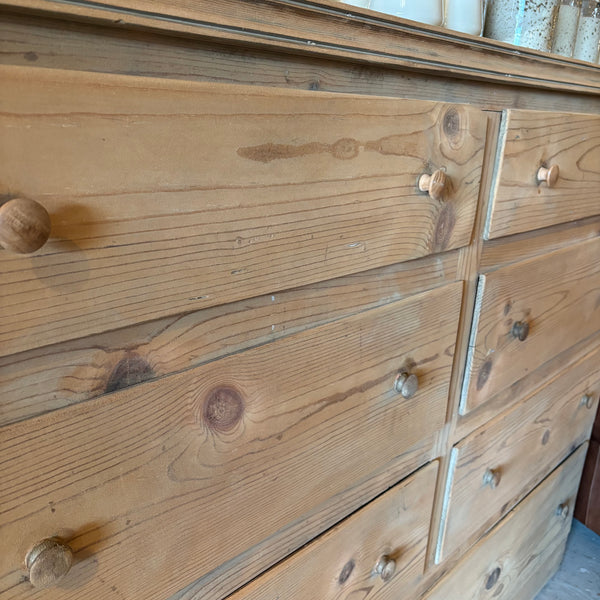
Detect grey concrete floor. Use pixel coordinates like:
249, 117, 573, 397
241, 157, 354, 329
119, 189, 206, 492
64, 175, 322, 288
535, 520, 600, 599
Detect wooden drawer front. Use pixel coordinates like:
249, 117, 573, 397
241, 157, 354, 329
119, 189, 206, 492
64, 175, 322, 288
0, 282, 462, 600
0, 252, 460, 429
485, 108, 600, 240
228, 462, 437, 600
461, 237, 600, 414
437, 345, 600, 563
426, 444, 588, 600
0, 65, 486, 358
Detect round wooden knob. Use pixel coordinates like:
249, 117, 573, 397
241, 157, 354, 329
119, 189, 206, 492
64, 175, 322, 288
483, 468, 501, 489
374, 555, 396, 582
537, 165, 559, 188
486, 566, 502, 590
394, 372, 419, 399
556, 503, 570, 520
418, 169, 448, 201
511, 321, 530, 342
26, 538, 73, 589
581, 394, 594, 409
0, 197, 51, 254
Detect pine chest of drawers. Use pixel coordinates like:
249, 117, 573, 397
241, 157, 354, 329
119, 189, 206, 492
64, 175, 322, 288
1, 2, 599, 600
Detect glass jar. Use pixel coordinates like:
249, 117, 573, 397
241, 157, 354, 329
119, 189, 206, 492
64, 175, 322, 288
370, 0, 444, 26
445, 0, 484, 35
485, 0, 560, 51
573, 0, 600, 61
552, 0, 582, 56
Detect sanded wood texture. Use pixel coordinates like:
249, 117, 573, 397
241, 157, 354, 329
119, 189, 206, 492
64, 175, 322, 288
426, 444, 588, 599
0, 282, 462, 600
227, 462, 437, 600
0, 65, 486, 357
462, 237, 600, 414
437, 345, 600, 563
2, 14, 600, 118
3, 0, 600, 94
486, 109, 600, 239
0, 251, 460, 427
455, 331, 600, 443
480, 216, 600, 273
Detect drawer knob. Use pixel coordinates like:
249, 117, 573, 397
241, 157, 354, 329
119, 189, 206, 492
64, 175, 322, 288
511, 321, 530, 342
26, 538, 73, 589
0, 198, 51, 254
537, 165, 559, 188
394, 372, 419, 399
556, 503, 570, 520
418, 169, 448, 201
581, 394, 594, 409
374, 555, 396, 582
482, 468, 501, 489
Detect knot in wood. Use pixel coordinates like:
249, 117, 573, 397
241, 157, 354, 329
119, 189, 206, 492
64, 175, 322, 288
203, 386, 245, 433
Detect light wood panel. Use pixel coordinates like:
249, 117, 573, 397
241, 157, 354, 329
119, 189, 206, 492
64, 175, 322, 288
485, 109, 600, 239
2, 0, 600, 94
455, 331, 600, 443
437, 345, 599, 563
425, 444, 587, 599
0, 282, 462, 600
0, 65, 485, 357
461, 237, 600, 414
425, 112, 502, 569
2, 14, 600, 116
226, 462, 437, 600
0, 251, 460, 427
480, 215, 600, 272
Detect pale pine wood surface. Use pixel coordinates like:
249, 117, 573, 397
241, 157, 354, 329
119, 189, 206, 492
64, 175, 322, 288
425, 445, 588, 600
2, 0, 600, 94
0, 65, 485, 357
1, 7, 599, 600
0, 251, 460, 427
486, 109, 600, 239
226, 462, 437, 600
437, 345, 600, 563
455, 331, 600, 443
1, 13, 600, 117
0, 282, 462, 600
462, 237, 600, 414
425, 112, 502, 569
480, 215, 600, 272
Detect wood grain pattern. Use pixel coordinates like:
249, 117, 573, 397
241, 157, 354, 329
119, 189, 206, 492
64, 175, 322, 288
2, 13, 600, 117
0, 65, 485, 357
0, 251, 460, 428
437, 345, 599, 563
226, 462, 437, 600
455, 331, 600, 443
480, 215, 600, 272
426, 444, 588, 599
485, 109, 600, 239
425, 112, 502, 569
0, 282, 462, 600
462, 237, 600, 414
2, 0, 600, 94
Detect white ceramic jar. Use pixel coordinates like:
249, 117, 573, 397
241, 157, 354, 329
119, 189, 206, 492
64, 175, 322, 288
339, 0, 372, 8
370, 0, 444, 26
445, 0, 484, 35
